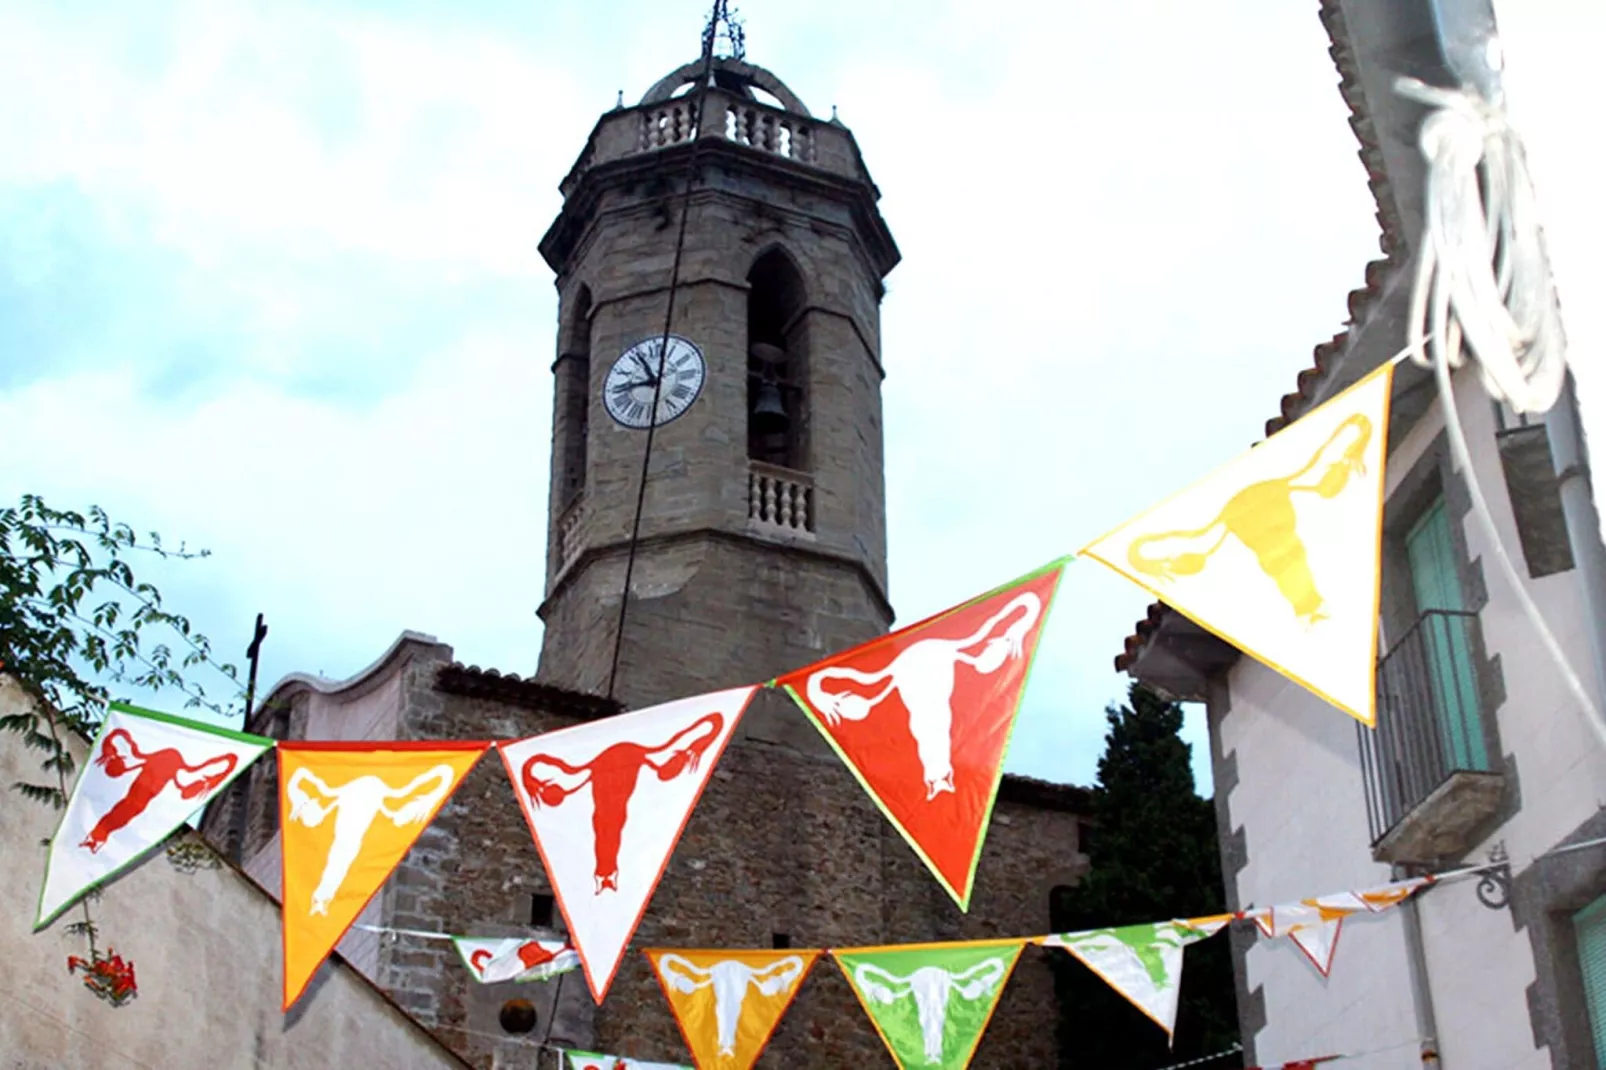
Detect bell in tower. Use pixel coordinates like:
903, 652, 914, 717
534, 36, 901, 739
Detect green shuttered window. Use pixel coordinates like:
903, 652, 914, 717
1572, 894, 1606, 1065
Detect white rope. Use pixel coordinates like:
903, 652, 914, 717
1395, 76, 1566, 415
1395, 75, 1606, 754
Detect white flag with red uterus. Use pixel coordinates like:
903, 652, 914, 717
36, 702, 272, 931
499, 686, 755, 1003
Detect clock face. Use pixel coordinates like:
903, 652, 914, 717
602, 335, 706, 429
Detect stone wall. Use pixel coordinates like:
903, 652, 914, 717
383, 672, 1087, 1069
0, 675, 468, 1070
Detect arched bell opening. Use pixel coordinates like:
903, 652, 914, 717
746, 249, 808, 471
556, 285, 592, 511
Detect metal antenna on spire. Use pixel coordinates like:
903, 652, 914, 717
702, 0, 745, 62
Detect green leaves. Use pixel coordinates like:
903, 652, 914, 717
0, 493, 246, 809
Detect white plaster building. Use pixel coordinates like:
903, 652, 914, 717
1116, 2, 1606, 1066
0, 675, 470, 1070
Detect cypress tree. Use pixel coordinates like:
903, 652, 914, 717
1051, 682, 1241, 1068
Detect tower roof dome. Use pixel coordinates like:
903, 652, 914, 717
639, 57, 812, 117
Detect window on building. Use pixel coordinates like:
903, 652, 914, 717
1076, 820, 1095, 858
499, 998, 538, 1035
557, 285, 592, 511
530, 892, 556, 929
1492, 398, 1576, 579
1572, 894, 1606, 1063
746, 249, 808, 470
1048, 884, 1078, 933
1403, 494, 1488, 772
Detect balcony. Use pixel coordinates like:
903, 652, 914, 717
748, 462, 814, 537
557, 89, 870, 203
1358, 609, 1506, 864
554, 498, 585, 575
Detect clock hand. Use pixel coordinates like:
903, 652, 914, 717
632, 354, 660, 384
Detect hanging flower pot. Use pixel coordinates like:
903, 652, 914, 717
67, 948, 138, 1006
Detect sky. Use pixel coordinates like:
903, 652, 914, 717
0, 0, 1382, 796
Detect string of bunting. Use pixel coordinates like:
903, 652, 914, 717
31, 350, 1513, 1067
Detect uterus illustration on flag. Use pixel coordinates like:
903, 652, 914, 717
1253, 875, 1432, 977
835, 939, 1025, 1070
647, 948, 819, 1069
35, 702, 273, 930
279, 742, 487, 1010
1040, 915, 1230, 1041
499, 686, 756, 1002
1080, 361, 1394, 726
778, 559, 1067, 909
453, 935, 580, 984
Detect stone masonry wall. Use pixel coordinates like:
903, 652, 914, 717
538, 537, 890, 754
389, 674, 1085, 1069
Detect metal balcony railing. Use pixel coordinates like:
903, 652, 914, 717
1358, 609, 1491, 846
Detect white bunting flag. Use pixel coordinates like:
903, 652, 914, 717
1082, 362, 1394, 726
1254, 876, 1431, 977
500, 687, 755, 1002
453, 936, 580, 984
35, 702, 273, 930
565, 1052, 691, 1070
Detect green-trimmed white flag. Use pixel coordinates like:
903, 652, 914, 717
452, 936, 579, 984
35, 702, 272, 930
563, 1053, 689, 1070
1042, 915, 1230, 1040
835, 939, 1024, 1069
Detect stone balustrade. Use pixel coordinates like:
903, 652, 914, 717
748, 463, 815, 535
555, 499, 585, 572
723, 101, 816, 163
560, 90, 864, 198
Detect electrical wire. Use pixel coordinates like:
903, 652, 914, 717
604, 8, 726, 703
1394, 75, 1606, 754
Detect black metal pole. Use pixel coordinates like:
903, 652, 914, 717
222, 613, 268, 860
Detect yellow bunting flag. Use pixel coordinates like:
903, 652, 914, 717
1081, 362, 1394, 725
279, 742, 487, 1010
647, 948, 819, 1069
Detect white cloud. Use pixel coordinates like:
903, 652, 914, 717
0, 0, 1385, 793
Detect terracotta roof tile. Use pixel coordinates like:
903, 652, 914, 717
434, 663, 625, 720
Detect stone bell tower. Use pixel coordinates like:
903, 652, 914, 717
536, 56, 900, 740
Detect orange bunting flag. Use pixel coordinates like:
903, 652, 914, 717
1252, 875, 1431, 978
279, 741, 486, 1010
647, 948, 819, 1069
777, 559, 1067, 909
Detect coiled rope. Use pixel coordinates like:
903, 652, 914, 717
1395, 74, 1606, 751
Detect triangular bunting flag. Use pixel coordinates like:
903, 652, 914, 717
1080, 362, 1394, 726
500, 686, 756, 1002
566, 1053, 620, 1070
835, 939, 1025, 1070
778, 560, 1066, 908
1041, 915, 1229, 1041
1253, 876, 1429, 978
564, 1053, 691, 1070
647, 947, 819, 1069
453, 936, 580, 984
280, 741, 486, 1010
35, 702, 273, 930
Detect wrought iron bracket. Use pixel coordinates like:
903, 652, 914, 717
1476, 840, 1512, 911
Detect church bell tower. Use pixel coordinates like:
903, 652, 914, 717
535, 53, 900, 738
